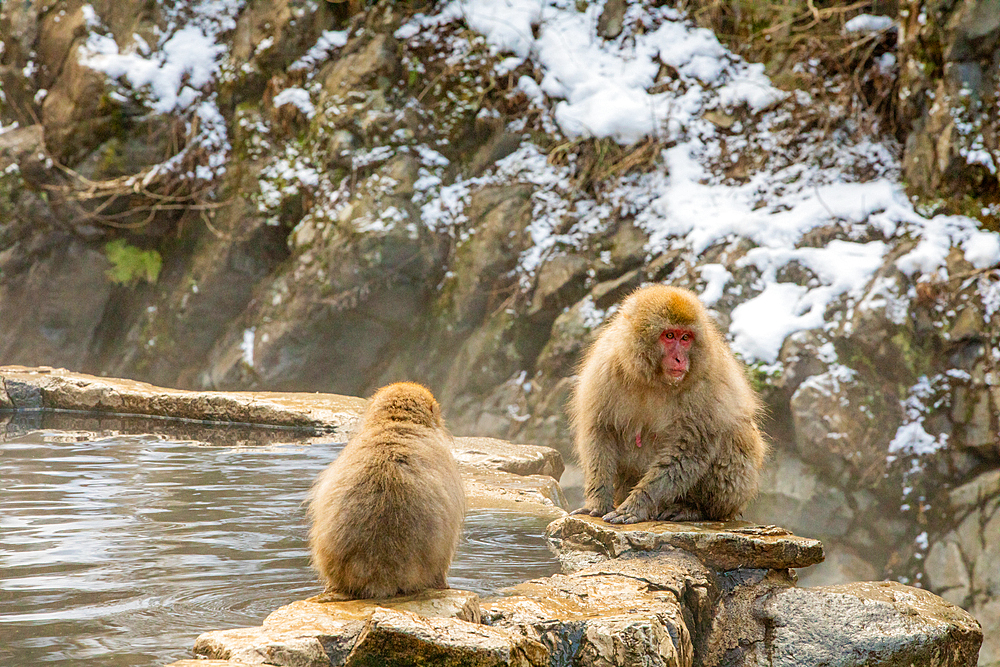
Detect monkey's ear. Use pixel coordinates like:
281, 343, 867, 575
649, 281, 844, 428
431, 401, 445, 426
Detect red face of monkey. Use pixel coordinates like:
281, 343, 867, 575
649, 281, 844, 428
660, 328, 694, 381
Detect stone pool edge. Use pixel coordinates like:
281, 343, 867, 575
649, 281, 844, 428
0, 365, 367, 432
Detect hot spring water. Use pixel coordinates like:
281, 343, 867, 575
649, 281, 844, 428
0, 420, 561, 666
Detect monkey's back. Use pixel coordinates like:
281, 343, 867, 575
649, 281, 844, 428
308, 424, 466, 599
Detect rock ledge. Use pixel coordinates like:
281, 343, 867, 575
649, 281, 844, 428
547, 514, 825, 571
0, 365, 366, 432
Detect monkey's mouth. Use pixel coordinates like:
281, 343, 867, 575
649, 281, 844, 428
665, 369, 686, 382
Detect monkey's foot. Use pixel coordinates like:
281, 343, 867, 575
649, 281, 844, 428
315, 589, 353, 602
571, 505, 612, 517
656, 504, 705, 522
601, 507, 652, 524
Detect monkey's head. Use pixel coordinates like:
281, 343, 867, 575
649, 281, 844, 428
365, 382, 445, 429
618, 285, 707, 386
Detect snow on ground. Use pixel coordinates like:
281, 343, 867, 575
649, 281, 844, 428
289, 30, 349, 72
81, 25, 225, 113
271, 88, 316, 118
77, 1, 246, 180
891, 375, 950, 455
844, 14, 897, 34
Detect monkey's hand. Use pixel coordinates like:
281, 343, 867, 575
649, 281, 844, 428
571, 503, 613, 517
601, 493, 656, 524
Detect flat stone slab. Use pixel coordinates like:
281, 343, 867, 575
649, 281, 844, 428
194, 625, 350, 666
0, 409, 334, 449
194, 590, 479, 665
267, 589, 482, 627
0, 365, 366, 433
452, 435, 564, 481
486, 550, 709, 623
547, 514, 824, 571
465, 468, 568, 517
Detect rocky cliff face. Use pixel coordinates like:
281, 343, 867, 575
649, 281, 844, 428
1, 0, 998, 663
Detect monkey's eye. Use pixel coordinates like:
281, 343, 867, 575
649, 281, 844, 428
664, 331, 674, 339
681, 333, 690, 341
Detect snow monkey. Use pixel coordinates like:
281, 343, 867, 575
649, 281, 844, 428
308, 382, 466, 598
570, 285, 768, 524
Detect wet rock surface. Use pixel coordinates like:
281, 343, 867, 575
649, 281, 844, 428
483, 551, 712, 667
270, 591, 484, 627
342, 608, 548, 667
503, 520, 980, 667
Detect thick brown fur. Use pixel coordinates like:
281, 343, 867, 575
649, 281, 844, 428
308, 382, 466, 598
570, 285, 768, 523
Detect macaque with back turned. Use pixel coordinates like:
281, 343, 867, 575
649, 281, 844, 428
308, 382, 466, 599
570, 284, 768, 524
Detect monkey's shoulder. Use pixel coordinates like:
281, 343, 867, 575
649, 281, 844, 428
340, 424, 452, 459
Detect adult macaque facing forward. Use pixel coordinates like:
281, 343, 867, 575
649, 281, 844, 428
308, 382, 465, 599
570, 285, 767, 524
